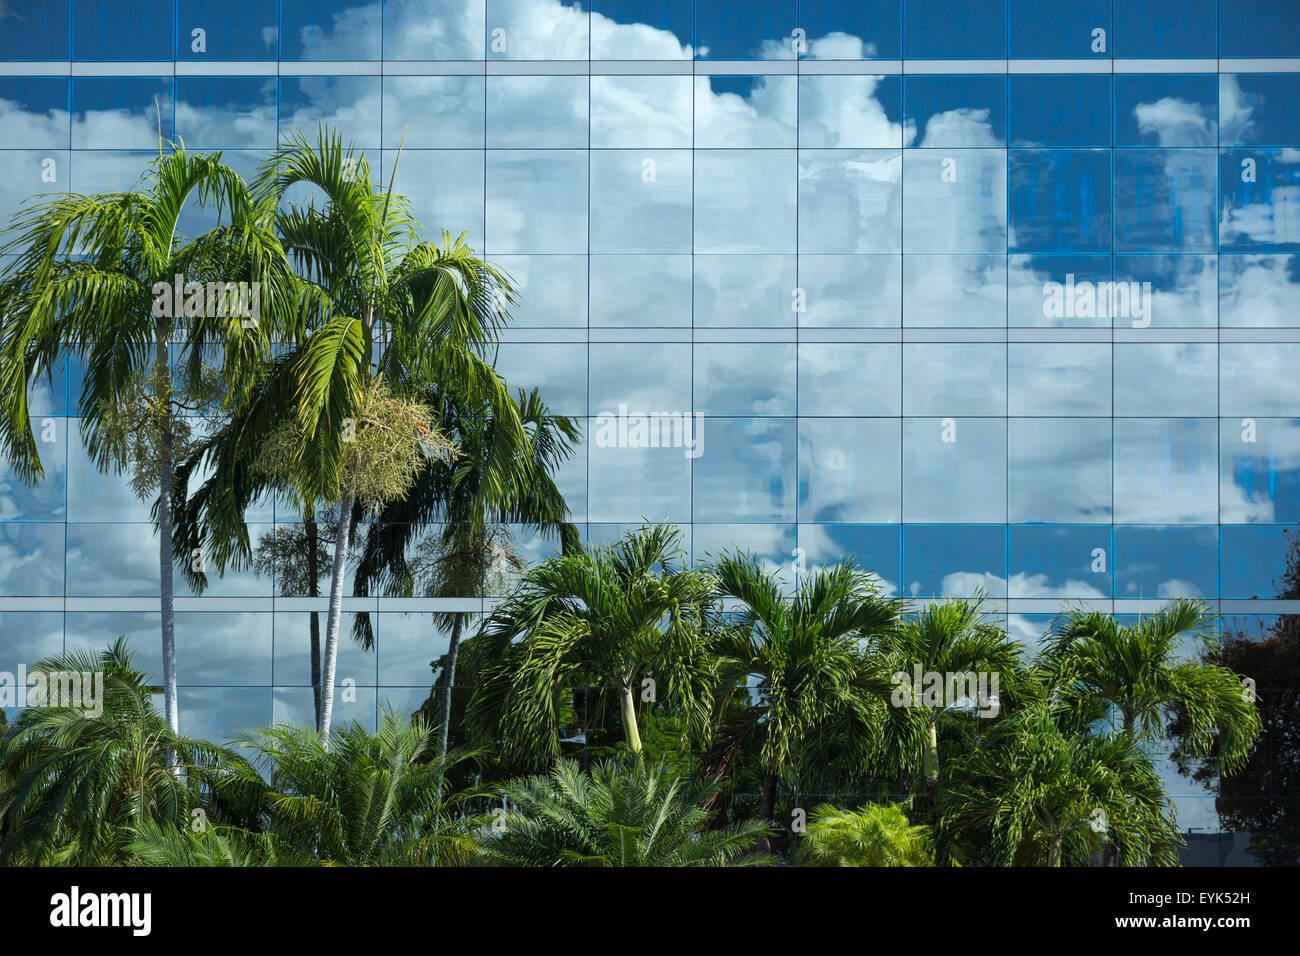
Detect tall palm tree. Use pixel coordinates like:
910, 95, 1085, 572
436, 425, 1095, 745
224, 712, 483, 866
468, 523, 716, 765
0, 146, 291, 734
708, 553, 900, 836
351, 385, 579, 764
0, 640, 233, 864
874, 598, 1024, 798
173, 127, 524, 738
1039, 599, 1261, 865
939, 702, 1183, 867
476, 757, 771, 866
1041, 599, 1261, 768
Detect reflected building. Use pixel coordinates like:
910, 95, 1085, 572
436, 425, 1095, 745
1, 0, 1300, 861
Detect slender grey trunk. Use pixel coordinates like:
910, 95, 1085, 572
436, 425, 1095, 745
155, 320, 179, 745
756, 769, 779, 854
317, 490, 355, 739
305, 512, 322, 725
436, 612, 464, 760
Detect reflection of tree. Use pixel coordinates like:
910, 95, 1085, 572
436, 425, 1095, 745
251, 517, 333, 725
1171, 527, 1300, 865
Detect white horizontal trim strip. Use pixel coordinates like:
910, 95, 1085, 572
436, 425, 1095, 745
4, 58, 1300, 78
8, 597, 1299, 615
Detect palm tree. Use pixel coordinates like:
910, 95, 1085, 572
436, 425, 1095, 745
173, 127, 524, 738
798, 802, 935, 867
1039, 599, 1261, 865
1041, 599, 1261, 768
0, 146, 291, 735
476, 757, 771, 866
351, 385, 579, 764
467, 523, 716, 765
224, 711, 483, 866
708, 552, 900, 837
0, 640, 233, 864
939, 702, 1183, 867
874, 598, 1024, 798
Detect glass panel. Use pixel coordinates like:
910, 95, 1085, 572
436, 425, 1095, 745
797, 524, 900, 595
1008, 342, 1112, 416
903, 254, 1005, 327
590, 255, 689, 327
694, 150, 796, 254
902, 418, 1007, 523
591, 75, 692, 148
799, 418, 900, 523
177, 0, 279, 59
176, 77, 278, 150
382, 76, 484, 149
692, 255, 795, 327
1221, 0, 1300, 57
1221, 525, 1291, 597
1113, 419, 1218, 524
1220, 149, 1300, 253
903, 343, 1006, 416
798, 255, 901, 327
694, 344, 795, 416
1114, 343, 1218, 417
1115, 525, 1218, 599
903, 525, 1006, 598
1116, 75, 1216, 147
1009, 0, 1110, 58
74, 0, 172, 59
590, 343, 691, 415
1115, 0, 1216, 58
279, 76, 382, 148
1008, 418, 1113, 523
1222, 344, 1300, 416
1009, 149, 1111, 253
487, 75, 588, 148
485, 150, 588, 254
904, 75, 1006, 149
1220, 418, 1300, 525
383, 0, 486, 59
798, 343, 901, 416
799, 0, 901, 60
694, 0, 797, 60
904, 149, 1006, 253
72, 77, 173, 149
1008, 526, 1112, 599
801, 149, 902, 253
904, 0, 1006, 59
0, 524, 64, 596
1010, 75, 1112, 148
0, 78, 70, 149
590, 149, 692, 253
692, 418, 796, 522
496, 254, 587, 327
1115, 149, 1217, 252
591, 0, 692, 59
1220, 254, 1300, 327
0, 0, 70, 59
486, 0, 589, 59
696, 76, 796, 149
1008, 254, 1113, 327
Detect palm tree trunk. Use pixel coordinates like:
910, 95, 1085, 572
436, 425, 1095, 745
155, 321, 179, 743
923, 718, 940, 801
305, 513, 322, 726
619, 681, 643, 755
1048, 834, 1063, 867
317, 490, 355, 738
756, 769, 779, 853
1100, 711, 1137, 867
436, 612, 464, 759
